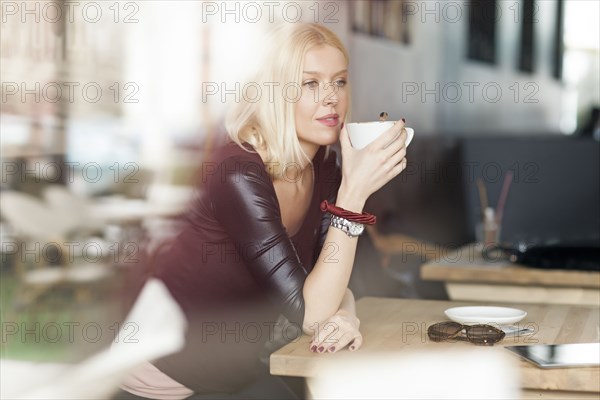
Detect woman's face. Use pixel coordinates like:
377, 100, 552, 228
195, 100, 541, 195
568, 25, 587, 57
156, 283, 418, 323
295, 44, 349, 155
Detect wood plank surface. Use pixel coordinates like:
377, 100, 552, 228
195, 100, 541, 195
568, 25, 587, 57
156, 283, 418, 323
420, 245, 600, 288
444, 282, 600, 306
270, 297, 600, 393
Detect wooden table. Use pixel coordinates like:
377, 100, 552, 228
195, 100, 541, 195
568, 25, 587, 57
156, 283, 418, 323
270, 297, 600, 398
421, 245, 600, 306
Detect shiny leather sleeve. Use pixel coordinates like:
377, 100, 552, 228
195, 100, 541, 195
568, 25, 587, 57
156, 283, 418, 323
209, 153, 308, 327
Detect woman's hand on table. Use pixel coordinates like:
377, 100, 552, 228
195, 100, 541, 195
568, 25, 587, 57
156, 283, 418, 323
309, 309, 363, 354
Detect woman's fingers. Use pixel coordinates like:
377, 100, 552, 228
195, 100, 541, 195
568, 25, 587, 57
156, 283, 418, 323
311, 328, 360, 353
310, 321, 339, 352
366, 126, 407, 175
339, 123, 352, 150
309, 315, 363, 353
381, 126, 407, 154
382, 126, 407, 150
388, 157, 408, 179
339, 117, 409, 201
314, 320, 339, 344
386, 147, 407, 171
370, 119, 405, 149
348, 334, 363, 351
381, 137, 407, 167
325, 331, 355, 353
368, 138, 406, 178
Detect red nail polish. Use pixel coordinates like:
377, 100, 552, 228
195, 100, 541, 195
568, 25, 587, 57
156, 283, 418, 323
310, 345, 317, 352
328, 347, 335, 352
318, 346, 324, 353
350, 345, 356, 351
401, 118, 406, 123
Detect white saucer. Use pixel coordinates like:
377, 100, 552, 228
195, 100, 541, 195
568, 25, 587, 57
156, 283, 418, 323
444, 306, 527, 325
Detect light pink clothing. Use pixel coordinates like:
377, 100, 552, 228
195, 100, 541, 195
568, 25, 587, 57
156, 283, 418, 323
121, 361, 194, 400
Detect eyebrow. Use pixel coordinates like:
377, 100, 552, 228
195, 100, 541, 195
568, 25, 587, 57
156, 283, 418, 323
302, 69, 348, 76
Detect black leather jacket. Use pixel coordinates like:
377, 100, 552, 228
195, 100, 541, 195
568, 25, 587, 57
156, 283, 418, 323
151, 141, 341, 393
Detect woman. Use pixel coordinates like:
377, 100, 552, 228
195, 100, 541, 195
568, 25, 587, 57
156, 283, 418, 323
118, 22, 408, 399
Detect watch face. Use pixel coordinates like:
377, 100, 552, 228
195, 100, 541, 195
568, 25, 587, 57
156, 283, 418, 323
349, 223, 364, 236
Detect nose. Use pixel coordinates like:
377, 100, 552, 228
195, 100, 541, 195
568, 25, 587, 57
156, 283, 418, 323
322, 82, 339, 106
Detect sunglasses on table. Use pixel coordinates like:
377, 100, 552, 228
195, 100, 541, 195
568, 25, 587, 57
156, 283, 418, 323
427, 321, 505, 346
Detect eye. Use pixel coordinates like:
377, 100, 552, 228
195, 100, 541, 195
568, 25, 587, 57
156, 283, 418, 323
333, 79, 347, 88
303, 80, 319, 89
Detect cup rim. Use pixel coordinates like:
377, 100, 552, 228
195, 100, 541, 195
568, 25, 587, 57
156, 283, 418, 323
347, 120, 397, 125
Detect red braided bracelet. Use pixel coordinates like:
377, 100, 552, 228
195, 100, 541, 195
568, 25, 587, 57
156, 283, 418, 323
320, 200, 377, 225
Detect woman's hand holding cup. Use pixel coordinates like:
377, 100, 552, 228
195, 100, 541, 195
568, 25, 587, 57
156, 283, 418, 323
338, 119, 410, 206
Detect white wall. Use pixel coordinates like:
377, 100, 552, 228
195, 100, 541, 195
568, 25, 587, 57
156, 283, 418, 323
341, 0, 567, 135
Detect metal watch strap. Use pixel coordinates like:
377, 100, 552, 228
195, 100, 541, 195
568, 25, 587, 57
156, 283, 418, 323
330, 215, 365, 237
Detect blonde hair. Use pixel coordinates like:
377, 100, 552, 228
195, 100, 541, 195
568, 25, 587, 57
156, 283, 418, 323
225, 23, 349, 178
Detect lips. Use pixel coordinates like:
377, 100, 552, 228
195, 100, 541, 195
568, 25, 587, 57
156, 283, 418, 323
316, 114, 339, 127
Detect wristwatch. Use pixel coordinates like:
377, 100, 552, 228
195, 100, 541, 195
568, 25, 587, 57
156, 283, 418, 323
330, 215, 365, 237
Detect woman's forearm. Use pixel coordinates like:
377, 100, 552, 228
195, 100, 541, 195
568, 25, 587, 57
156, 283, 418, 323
302, 184, 365, 332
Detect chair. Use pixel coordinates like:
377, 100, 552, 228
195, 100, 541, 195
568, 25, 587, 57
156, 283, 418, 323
1, 279, 187, 399
1, 190, 71, 239
1, 190, 112, 308
1, 191, 70, 307
42, 185, 105, 236
43, 185, 112, 295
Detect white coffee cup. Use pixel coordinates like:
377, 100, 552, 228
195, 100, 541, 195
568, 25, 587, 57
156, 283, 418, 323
346, 121, 414, 150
